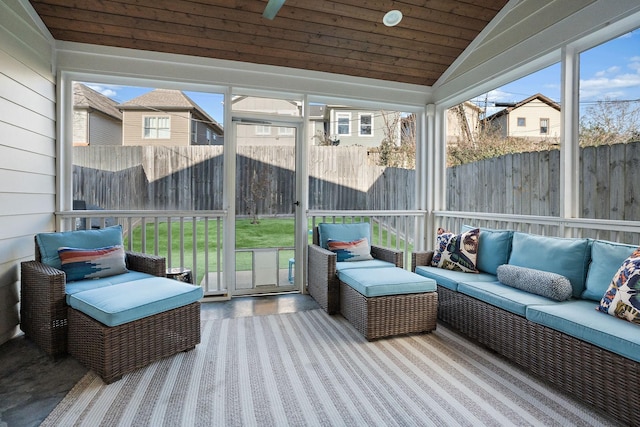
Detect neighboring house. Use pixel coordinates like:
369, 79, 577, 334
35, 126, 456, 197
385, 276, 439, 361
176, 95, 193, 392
311, 105, 402, 148
72, 83, 122, 146
118, 89, 223, 146
483, 93, 561, 141
446, 101, 483, 144
232, 96, 300, 146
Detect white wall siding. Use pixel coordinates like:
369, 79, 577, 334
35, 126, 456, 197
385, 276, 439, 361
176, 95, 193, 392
0, 1, 56, 345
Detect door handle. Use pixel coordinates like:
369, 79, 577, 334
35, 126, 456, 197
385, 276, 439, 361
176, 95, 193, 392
294, 201, 300, 207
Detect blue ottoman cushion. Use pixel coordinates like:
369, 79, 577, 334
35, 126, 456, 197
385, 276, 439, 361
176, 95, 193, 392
338, 267, 436, 297
67, 277, 203, 327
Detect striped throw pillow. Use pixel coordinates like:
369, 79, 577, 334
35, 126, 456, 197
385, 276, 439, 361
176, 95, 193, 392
58, 245, 128, 282
327, 238, 373, 262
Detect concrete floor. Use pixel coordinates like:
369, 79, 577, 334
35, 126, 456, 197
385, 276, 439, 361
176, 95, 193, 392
0, 293, 319, 427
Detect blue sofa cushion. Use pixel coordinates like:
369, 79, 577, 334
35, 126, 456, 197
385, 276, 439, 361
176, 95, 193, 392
414, 266, 497, 291
508, 232, 591, 298
583, 240, 638, 301
462, 225, 513, 275
58, 245, 128, 282
36, 225, 124, 270
65, 271, 155, 299
336, 259, 395, 271
318, 223, 370, 251
458, 280, 558, 317
497, 265, 573, 301
338, 267, 436, 298
527, 300, 640, 363
431, 228, 479, 273
327, 237, 373, 262
597, 247, 640, 325
67, 277, 203, 327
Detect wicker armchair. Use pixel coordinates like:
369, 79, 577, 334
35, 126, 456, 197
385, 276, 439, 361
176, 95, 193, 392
307, 226, 403, 314
20, 238, 166, 358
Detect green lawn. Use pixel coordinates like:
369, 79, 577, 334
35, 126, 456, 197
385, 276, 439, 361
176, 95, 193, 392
126, 217, 412, 284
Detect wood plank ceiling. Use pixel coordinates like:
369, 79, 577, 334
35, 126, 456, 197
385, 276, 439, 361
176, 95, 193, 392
30, 0, 509, 87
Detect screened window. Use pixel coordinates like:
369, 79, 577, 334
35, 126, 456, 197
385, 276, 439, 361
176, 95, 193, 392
540, 118, 549, 135
359, 113, 373, 136
143, 116, 170, 139
517, 117, 526, 126
337, 113, 351, 135
278, 127, 294, 136
255, 125, 271, 135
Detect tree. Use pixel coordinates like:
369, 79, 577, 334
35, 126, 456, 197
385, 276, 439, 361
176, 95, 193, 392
580, 98, 640, 147
376, 112, 416, 169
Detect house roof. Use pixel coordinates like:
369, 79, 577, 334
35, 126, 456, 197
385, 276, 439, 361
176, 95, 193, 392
119, 89, 223, 134
484, 93, 561, 121
73, 83, 122, 121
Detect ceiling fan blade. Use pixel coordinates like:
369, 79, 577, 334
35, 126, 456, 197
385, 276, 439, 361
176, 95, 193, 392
262, 0, 286, 20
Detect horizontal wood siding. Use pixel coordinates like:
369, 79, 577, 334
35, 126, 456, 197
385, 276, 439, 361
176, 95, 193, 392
0, 1, 56, 345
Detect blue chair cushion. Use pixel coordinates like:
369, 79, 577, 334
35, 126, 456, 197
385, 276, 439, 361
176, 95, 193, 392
458, 280, 558, 317
338, 267, 436, 298
583, 239, 638, 301
414, 265, 497, 291
526, 299, 640, 363
318, 223, 370, 251
462, 225, 513, 275
65, 271, 155, 299
508, 232, 591, 298
36, 225, 124, 270
67, 277, 203, 327
336, 259, 395, 271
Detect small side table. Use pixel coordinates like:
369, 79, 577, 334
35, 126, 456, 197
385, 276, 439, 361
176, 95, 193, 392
166, 267, 193, 284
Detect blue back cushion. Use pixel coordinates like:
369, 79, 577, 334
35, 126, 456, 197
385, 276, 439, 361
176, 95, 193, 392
318, 223, 371, 250
508, 232, 591, 298
583, 239, 638, 301
462, 225, 513, 275
36, 225, 124, 269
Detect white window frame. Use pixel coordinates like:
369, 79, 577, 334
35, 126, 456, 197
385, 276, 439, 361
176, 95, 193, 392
540, 118, 549, 135
278, 126, 294, 136
143, 115, 171, 139
336, 112, 351, 136
255, 125, 271, 135
358, 113, 374, 137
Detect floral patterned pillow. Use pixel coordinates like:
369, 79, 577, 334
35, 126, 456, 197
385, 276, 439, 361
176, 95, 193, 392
597, 247, 640, 325
431, 228, 480, 273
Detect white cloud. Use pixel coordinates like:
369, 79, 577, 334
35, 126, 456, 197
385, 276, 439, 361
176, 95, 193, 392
85, 84, 120, 99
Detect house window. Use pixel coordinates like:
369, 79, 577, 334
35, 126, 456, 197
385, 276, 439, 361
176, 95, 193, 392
256, 125, 271, 135
143, 116, 170, 139
359, 113, 373, 136
517, 117, 526, 126
540, 118, 549, 135
337, 112, 351, 135
278, 127, 294, 136
206, 128, 217, 144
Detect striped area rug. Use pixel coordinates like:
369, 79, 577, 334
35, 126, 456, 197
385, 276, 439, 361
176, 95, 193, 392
42, 309, 616, 427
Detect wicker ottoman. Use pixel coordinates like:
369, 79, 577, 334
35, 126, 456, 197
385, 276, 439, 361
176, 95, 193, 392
338, 267, 438, 340
67, 277, 203, 383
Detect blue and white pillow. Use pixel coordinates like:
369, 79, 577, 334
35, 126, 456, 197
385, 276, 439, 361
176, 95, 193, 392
597, 247, 640, 325
58, 245, 128, 282
327, 238, 373, 262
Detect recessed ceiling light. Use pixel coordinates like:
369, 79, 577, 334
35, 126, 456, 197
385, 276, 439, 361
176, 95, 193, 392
383, 10, 403, 27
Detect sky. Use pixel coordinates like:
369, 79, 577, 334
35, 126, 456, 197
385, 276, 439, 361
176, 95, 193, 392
83, 28, 640, 125
471, 28, 640, 117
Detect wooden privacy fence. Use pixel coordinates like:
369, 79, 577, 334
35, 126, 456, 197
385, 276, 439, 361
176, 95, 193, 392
73, 146, 415, 213
73, 142, 640, 221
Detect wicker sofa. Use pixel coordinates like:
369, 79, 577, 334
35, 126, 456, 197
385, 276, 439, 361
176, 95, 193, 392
412, 227, 640, 426
20, 226, 202, 383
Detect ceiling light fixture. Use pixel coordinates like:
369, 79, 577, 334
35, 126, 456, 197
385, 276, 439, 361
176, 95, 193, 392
383, 10, 403, 27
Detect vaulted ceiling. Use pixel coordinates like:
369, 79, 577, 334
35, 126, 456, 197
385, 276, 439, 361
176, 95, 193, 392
29, 0, 509, 87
